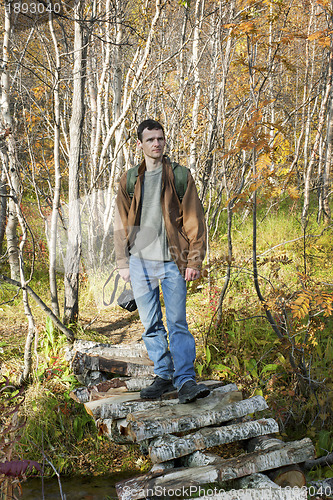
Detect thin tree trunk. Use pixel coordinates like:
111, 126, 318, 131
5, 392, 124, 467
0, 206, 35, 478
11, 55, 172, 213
48, 9, 61, 318
320, 49, 333, 224
189, 0, 204, 174
302, 48, 333, 225
63, 0, 87, 325
0, 166, 6, 254
1, 1, 20, 280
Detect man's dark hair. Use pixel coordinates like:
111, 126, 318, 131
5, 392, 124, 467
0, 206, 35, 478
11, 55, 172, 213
137, 119, 165, 142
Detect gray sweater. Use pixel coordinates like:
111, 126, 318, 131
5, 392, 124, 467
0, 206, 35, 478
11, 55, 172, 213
130, 166, 171, 261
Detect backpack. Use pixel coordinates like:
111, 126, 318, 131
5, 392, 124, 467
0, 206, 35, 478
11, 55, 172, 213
126, 161, 188, 201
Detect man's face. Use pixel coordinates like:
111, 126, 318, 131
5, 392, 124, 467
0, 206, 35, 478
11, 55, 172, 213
137, 128, 165, 161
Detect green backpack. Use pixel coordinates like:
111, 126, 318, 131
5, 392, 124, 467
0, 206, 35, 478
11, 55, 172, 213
126, 161, 188, 201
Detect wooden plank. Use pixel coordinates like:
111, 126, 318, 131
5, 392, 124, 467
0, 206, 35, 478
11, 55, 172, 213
84, 383, 239, 420
149, 418, 279, 463
115, 438, 315, 500
72, 351, 154, 377
124, 394, 266, 442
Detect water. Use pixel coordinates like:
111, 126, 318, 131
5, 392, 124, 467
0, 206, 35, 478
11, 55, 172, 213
21, 474, 134, 500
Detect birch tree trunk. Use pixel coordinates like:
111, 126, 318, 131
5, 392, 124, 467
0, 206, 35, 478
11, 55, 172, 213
48, 9, 62, 318
189, 0, 204, 174
1, 1, 20, 280
320, 41, 333, 224
302, 48, 333, 225
0, 166, 6, 254
63, 0, 87, 325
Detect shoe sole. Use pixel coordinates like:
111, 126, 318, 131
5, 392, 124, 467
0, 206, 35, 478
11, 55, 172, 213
140, 385, 176, 400
178, 386, 210, 404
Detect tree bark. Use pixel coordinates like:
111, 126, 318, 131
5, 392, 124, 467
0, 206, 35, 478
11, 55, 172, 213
63, 0, 87, 325
1, 1, 20, 280
115, 438, 314, 500
125, 394, 266, 443
48, 8, 62, 318
149, 418, 279, 464
0, 166, 6, 254
302, 48, 333, 225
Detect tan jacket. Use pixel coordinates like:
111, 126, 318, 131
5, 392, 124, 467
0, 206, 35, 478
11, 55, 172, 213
114, 156, 206, 275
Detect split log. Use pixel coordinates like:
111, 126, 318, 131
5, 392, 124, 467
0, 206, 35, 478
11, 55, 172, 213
91, 378, 152, 393
115, 438, 315, 500
67, 340, 149, 360
72, 351, 154, 377
148, 418, 279, 463
69, 378, 156, 403
84, 383, 239, 420
124, 394, 266, 442
84, 391, 141, 418
85, 393, 179, 420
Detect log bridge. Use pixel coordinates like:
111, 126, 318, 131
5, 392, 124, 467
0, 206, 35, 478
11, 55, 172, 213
68, 340, 314, 500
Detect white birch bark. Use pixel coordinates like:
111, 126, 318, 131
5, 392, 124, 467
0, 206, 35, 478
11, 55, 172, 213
97, 0, 166, 175
125, 394, 266, 442
149, 418, 279, 464
1, 1, 20, 280
47, 7, 62, 318
115, 438, 314, 500
189, 0, 204, 175
63, 0, 87, 324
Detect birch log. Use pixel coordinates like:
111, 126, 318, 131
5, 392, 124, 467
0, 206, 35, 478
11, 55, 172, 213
148, 418, 279, 463
85, 394, 179, 420
84, 384, 239, 420
124, 394, 266, 442
115, 438, 314, 500
268, 465, 306, 488
69, 377, 156, 403
72, 351, 154, 377
69, 340, 149, 360
246, 435, 307, 487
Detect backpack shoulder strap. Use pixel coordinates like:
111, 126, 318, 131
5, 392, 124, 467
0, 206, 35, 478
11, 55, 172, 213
126, 164, 140, 198
172, 162, 188, 201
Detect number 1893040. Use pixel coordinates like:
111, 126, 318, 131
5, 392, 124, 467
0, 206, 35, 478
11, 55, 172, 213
7, 0, 61, 15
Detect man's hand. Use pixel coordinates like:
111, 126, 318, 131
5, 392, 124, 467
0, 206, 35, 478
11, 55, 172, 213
118, 268, 130, 282
185, 267, 200, 281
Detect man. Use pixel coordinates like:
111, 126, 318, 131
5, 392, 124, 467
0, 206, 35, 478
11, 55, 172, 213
114, 119, 210, 404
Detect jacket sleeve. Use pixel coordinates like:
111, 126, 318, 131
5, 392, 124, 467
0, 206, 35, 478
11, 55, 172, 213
181, 171, 207, 270
114, 173, 131, 269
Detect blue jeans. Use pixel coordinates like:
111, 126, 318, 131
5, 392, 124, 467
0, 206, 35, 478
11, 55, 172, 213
129, 255, 196, 389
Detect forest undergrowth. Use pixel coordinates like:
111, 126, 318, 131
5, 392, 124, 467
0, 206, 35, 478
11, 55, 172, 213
1, 201, 333, 490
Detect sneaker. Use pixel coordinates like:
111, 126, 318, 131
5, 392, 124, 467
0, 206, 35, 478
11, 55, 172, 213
178, 380, 210, 404
140, 376, 175, 399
